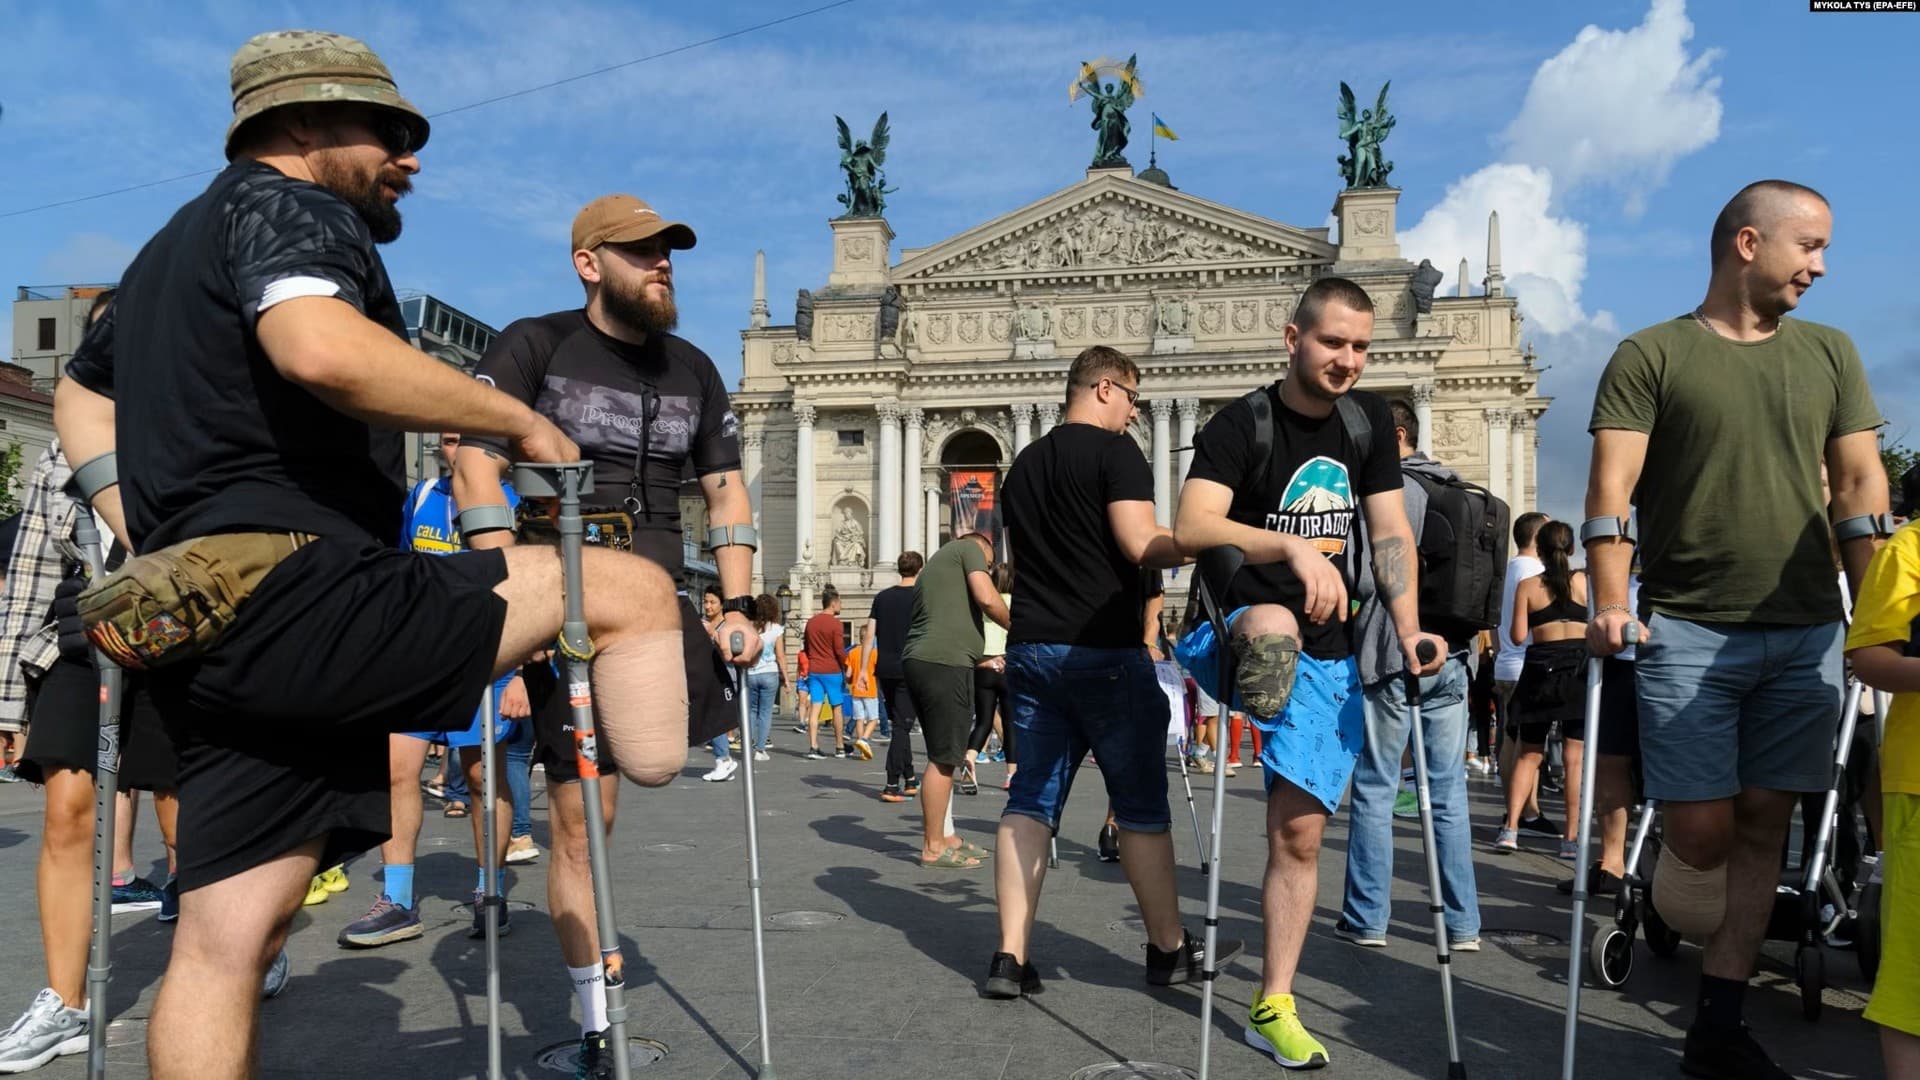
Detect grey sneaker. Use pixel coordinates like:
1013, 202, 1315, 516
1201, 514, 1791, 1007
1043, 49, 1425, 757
0, 989, 88, 1072
337, 897, 423, 949
261, 949, 290, 999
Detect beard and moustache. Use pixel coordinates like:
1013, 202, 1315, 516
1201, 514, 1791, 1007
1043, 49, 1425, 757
602, 269, 679, 334
314, 151, 410, 244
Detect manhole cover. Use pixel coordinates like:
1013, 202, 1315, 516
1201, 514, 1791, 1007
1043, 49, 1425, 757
534, 1037, 668, 1071
1107, 918, 1148, 934
758, 809, 789, 817
1483, 929, 1565, 948
1071, 1063, 1196, 1080
767, 910, 845, 929
644, 842, 696, 853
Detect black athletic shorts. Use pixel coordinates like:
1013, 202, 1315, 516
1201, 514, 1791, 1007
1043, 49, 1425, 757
530, 594, 735, 783
1507, 640, 1586, 745
903, 658, 973, 767
153, 537, 509, 891
16, 656, 177, 791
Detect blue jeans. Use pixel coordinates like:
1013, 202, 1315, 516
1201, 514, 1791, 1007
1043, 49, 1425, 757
505, 714, 534, 840
747, 671, 779, 751
1341, 657, 1480, 941
1003, 644, 1169, 833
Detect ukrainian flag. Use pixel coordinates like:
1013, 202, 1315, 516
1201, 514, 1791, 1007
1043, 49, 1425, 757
1152, 113, 1179, 140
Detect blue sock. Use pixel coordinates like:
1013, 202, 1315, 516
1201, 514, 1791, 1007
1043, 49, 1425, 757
475, 868, 508, 896
385, 864, 415, 910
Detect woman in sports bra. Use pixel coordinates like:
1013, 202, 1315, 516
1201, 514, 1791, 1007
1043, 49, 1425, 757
1496, 520, 1588, 856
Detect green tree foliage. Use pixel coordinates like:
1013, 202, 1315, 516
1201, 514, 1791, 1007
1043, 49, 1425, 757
0, 441, 23, 517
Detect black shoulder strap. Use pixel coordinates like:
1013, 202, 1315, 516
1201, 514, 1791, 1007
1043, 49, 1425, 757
1244, 384, 1276, 494
1335, 395, 1372, 463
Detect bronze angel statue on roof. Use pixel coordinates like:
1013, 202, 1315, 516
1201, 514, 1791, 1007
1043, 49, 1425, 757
835, 112, 895, 219
1337, 81, 1396, 190
1073, 55, 1140, 169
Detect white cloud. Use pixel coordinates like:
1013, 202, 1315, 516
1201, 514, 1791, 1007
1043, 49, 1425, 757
1398, 164, 1590, 334
1499, 0, 1722, 217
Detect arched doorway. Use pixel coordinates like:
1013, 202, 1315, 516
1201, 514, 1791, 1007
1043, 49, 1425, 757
937, 429, 1007, 554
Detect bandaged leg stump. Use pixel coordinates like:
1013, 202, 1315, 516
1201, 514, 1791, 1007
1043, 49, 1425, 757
1651, 844, 1728, 937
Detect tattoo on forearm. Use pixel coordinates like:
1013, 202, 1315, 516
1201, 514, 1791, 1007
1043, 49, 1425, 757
1373, 535, 1412, 602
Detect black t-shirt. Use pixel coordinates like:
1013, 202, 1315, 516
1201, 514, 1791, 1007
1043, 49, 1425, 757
463, 310, 740, 575
1185, 385, 1400, 660
1001, 423, 1156, 648
67, 160, 409, 550
869, 583, 915, 679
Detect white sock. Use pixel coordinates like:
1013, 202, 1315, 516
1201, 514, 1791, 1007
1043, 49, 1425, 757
569, 964, 608, 1035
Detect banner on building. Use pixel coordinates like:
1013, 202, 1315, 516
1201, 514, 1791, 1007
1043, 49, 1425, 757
948, 470, 1000, 551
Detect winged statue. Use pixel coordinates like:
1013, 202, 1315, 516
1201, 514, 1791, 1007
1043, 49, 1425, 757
835, 112, 895, 219
1075, 54, 1139, 168
1337, 81, 1396, 189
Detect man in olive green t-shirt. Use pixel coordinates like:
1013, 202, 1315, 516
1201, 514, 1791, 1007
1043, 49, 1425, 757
902, 533, 1009, 868
1584, 179, 1888, 1079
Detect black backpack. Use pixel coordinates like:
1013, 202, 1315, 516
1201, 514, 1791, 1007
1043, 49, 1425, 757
1402, 468, 1510, 639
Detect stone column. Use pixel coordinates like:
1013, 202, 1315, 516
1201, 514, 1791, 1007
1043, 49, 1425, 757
1176, 399, 1199, 490
924, 483, 939, 553
1411, 381, 1435, 457
1509, 411, 1529, 512
793, 404, 816, 564
1150, 399, 1173, 527
1037, 402, 1060, 437
902, 408, 925, 556
1484, 408, 1510, 503
876, 403, 902, 564
1012, 402, 1034, 455
742, 427, 765, 588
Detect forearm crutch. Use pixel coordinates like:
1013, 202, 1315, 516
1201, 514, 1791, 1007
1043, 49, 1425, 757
514, 463, 634, 1080
1174, 734, 1208, 874
729, 632, 777, 1078
1561, 621, 1637, 1080
74, 512, 121, 1080
1191, 545, 1245, 1080
480, 679, 503, 1080
1406, 641, 1466, 1078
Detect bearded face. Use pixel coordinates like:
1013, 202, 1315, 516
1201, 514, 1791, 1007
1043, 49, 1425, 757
599, 253, 678, 334
312, 147, 411, 244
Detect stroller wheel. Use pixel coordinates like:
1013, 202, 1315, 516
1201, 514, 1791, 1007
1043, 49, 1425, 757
1858, 882, 1882, 983
1796, 944, 1825, 1021
1588, 926, 1634, 989
1639, 894, 1682, 957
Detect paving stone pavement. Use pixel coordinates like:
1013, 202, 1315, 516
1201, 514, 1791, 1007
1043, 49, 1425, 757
0, 734, 1885, 1079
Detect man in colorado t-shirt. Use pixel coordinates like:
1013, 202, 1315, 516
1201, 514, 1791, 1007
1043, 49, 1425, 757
1173, 276, 1444, 1068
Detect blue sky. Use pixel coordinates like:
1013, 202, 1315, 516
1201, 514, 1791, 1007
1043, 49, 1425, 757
3, 0, 1916, 525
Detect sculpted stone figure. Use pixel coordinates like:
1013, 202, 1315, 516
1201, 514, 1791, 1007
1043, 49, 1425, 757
795, 288, 814, 341
1409, 258, 1445, 314
1154, 295, 1191, 336
831, 506, 867, 566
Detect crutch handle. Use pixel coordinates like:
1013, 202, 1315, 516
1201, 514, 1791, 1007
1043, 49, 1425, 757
1415, 641, 1438, 665
1623, 623, 1641, 646
730, 631, 746, 655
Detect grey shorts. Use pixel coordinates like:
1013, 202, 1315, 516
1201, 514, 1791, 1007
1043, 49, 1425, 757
1634, 613, 1843, 802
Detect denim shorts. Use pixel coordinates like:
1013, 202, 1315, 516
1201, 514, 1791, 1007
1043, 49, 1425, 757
848, 695, 879, 722
1634, 613, 1843, 801
1002, 643, 1170, 834
1175, 607, 1365, 814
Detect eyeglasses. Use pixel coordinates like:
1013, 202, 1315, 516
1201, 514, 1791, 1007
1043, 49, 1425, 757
363, 111, 414, 157
1106, 378, 1140, 406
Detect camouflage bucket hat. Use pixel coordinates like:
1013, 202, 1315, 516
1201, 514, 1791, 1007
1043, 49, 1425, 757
224, 30, 429, 160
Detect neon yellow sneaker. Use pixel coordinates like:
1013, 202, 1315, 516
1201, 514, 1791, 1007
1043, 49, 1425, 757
320, 865, 349, 893
302, 875, 330, 907
1245, 993, 1329, 1070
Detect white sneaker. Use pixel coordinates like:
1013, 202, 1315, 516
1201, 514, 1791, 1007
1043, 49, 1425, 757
1465, 756, 1492, 776
753, 750, 771, 762
0, 989, 88, 1072
702, 758, 739, 782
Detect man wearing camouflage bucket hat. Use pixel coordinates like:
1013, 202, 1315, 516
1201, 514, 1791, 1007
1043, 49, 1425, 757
56, 30, 694, 1078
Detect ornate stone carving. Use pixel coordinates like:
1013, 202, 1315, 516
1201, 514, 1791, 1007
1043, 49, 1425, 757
957, 312, 982, 343
1265, 298, 1291, 333
772, 342, 795, 364
1231, 299, 1257, 334
1124, 305, 1149, 337
1352, 208, 1389, 237
1059, 307, 1086, 340
1153, 296, 1191, 336
1454, 313, 1482, 345
1013, 304, 1052, 341
1037, 402, 1060, 428
1176, 399, 1201, 423
904, 407, 924, 431
792, 404, 817, 426
926, 313, 952, 345
1484, 406, 1512, 429
1150, 399, 1173, 422
842, 236, 875, 262
947, 203, 1260, 274
743, 428, 766, 450
987, 312, 1012, 342
1198, 302, 1226, 336
1011, 402, 1035, 425
1092, 306, 1117, 339
822, 313, 875, 343
1434, 413, 1481, 459
876, 402, 901, 424
764, 432, 796, 478
1409, 381, 1434, 406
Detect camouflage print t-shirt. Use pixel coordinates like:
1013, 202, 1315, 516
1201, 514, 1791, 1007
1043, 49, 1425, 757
463, 310, 740, 575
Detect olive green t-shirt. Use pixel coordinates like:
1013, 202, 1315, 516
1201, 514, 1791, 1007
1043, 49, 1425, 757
1589, 315, 1881, 625
903, 537, 990, 667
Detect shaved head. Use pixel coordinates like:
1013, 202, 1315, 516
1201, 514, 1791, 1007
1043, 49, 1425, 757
1710, 180, 1829, 270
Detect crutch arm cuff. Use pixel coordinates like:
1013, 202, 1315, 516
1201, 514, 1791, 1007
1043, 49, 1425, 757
1578, 516, 1633, 545
68, 452, 118, 503
1833, 512, 1896, 544
456, 503, 516, 537
706, 523, 759, 553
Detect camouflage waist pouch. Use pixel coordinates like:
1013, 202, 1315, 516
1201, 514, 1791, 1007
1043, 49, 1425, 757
77, 532, 317, 671
514, 504, 635, 552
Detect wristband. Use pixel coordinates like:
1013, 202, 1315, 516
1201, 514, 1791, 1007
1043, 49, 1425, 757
1833, 513, 1896, 544
70, 452, 119, 502
1592, 603, 1632, 619
723, 596, 755, 617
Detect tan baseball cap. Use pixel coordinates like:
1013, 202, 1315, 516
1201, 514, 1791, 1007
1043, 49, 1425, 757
571, 194, 697, 255
224, 30, 429, 160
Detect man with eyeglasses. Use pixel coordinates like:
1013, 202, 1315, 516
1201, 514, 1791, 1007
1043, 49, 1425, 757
982, 345, 1242, 998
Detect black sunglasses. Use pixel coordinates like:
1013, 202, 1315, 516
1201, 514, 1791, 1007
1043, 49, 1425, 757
362, 111, 414, 157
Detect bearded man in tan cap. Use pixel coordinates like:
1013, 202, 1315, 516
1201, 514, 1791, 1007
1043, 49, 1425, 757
451, 193, 759, 1077
55, 31, 696, 1079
